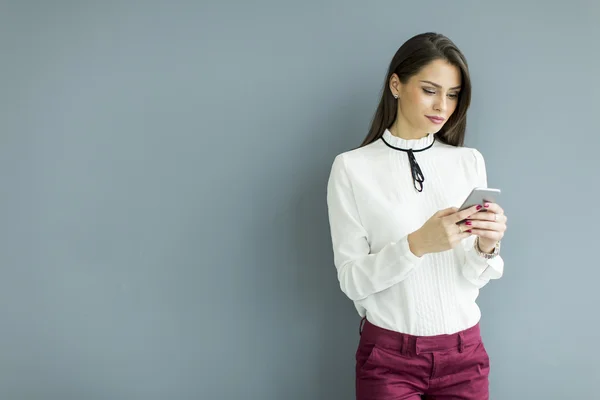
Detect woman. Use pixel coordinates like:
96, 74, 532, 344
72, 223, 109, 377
326, 32, 507, 399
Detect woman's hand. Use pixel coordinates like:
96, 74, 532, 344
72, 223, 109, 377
460, 202, 507, 253
408, 205, 481, 257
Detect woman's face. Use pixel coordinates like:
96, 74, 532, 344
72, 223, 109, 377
391, 59, 462, 135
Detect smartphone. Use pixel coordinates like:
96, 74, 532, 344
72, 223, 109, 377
458, 187, 501, 211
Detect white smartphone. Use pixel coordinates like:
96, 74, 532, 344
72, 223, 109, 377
458, 187, 501, 211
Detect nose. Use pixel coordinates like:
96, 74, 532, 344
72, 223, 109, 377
434, 96, 447, 112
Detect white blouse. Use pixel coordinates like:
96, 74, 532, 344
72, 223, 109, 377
326, 129, 504, 336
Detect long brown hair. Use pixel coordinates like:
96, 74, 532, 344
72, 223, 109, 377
360, 32, 472, 148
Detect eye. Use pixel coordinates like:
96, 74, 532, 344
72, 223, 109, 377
422, 88, 436, 95
448, 93, 459, 99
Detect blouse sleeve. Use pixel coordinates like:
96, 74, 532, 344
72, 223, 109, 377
326, 154, 424, 301
460, 149, 504, 288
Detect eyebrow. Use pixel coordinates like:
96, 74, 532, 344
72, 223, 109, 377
420, 80, 461, 90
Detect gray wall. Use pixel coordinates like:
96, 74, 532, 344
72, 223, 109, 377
1, 1, 598, 399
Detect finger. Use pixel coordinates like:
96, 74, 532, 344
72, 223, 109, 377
436, 207, 459, 218
465, 220, 506, 232
468, 212, 506, 222
454, 220, 477, 234
447, 205, 481, 224
469, 229, 503, 241
482, 202, 504, 215
470, 214, 508, 226
457, 222, 473, 233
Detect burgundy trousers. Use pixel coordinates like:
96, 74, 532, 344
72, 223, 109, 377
356, 318, 490, 400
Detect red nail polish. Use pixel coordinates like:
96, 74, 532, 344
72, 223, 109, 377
466, 221, 472, 226
466, 230, 472, 233
484, 203, 490, 208
476, 205, 482, 210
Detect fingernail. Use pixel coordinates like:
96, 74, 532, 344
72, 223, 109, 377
476, 205, 482, 210
484, 203, 490, 208
466, 230, 472, 233
466, 221, 472, 226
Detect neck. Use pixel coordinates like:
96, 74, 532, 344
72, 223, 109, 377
388, 115, 429, 141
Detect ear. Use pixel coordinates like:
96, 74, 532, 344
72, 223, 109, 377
389, 73, 401, 98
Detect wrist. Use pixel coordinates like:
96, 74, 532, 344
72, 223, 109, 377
475, 237, 501, 259
476, 238, 496, 254
408, 231, 426, 257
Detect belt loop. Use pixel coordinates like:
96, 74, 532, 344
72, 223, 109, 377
458, 332, 465, 353
402, 335, 410, 356
359, 316, 366, 336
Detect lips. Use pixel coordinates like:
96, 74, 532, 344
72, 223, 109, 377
426, 116, 445, 124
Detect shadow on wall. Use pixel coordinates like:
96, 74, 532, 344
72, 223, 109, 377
292, 175, 357, 399
289, 103, 368, 399
242, 94, 368, 399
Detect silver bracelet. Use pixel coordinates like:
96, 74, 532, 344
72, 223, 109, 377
475, 237, 501, 259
